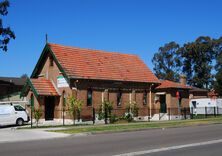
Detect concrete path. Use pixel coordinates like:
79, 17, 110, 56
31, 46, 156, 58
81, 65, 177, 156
0, 127, 70, 143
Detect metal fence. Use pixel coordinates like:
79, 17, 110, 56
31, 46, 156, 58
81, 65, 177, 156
30, 106, 222, 127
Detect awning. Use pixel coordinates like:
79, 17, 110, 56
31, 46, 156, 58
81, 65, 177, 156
21, 78, 59, 98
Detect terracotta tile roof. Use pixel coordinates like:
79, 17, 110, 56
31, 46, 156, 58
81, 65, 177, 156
208, 89, 218, 97
190, 86, 208, 92
30, 78, 59, 96
156, 80, 191, 89
48, 43, 159, 83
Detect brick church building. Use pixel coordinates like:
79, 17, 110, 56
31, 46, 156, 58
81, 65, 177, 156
21, 43, 191, 122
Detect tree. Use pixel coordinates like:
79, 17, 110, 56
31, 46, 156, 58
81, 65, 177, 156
181, 36, 215, 88
125, 101, 139, 122
152, 42, 182, 82
20, 74, 28, 79
126, 101, 139, 117
67, 95, 83, 125
34, 108, 43, 127
214, 37, 222, 95
153, 36, 221, 89
98, 100, 113, 124
0, 0, 15, 51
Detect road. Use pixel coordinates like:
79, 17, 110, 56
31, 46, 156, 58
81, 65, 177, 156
140, 142, 222, 156
0, 124, 222, 156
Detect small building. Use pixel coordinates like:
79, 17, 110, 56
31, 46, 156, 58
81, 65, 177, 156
0, 77, 27, 102
154, 79, 191, 113
21, 43, 160, 122
189, 87, 208, 99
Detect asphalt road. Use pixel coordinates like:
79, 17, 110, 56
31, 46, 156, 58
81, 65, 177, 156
0, 124, 222, 156
141, 142, 222, 156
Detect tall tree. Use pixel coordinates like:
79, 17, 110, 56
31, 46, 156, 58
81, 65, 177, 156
0, 0, 15, 51
214, 37, 222, 95
181, 36, 215, 89
20, 74, 28, 79
152, 42, 182, 81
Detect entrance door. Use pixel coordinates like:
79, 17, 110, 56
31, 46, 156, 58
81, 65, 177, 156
160, 95, 167, 113
45, 96, 55, 120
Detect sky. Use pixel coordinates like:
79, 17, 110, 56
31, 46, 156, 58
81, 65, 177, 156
0, 0, 222, 77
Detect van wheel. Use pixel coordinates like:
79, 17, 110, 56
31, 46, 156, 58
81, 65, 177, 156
16, 118, 24, 126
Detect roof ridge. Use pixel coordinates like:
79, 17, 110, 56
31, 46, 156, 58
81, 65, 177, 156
157, 79, 191, 89
48, 43, 138, 57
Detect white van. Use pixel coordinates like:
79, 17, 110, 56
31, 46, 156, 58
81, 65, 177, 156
0, 103, 30, 126
189, 98, 222, 114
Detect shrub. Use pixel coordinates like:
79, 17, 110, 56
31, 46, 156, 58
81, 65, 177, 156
98, 100, 113, 124
125, 101, 139, 122
110, 114, 118, 123
126, 101, 139, 115
125, 112, 133, 122
67, 95, 83, 125
34, 108, 43, 127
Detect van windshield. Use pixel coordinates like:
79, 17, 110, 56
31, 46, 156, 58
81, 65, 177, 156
192, 101, 197, 108
14, 105, 25, 111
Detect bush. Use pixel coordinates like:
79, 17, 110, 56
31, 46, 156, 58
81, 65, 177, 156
98, 100, 113, 124
125, 112, 133, 122
126, 101, 139, 118
34, 108, 43, 127
67, 95, 83, 125
110, 114, 118, 123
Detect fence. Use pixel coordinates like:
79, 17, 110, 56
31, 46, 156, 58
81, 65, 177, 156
30, 106, 222, 127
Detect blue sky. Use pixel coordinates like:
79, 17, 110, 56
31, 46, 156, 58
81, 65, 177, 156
0, 0, 222, 77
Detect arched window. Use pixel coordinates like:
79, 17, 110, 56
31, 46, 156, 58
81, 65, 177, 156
143, 90, 147, 105
87, 88, 93, 106
117, 90, 122, 106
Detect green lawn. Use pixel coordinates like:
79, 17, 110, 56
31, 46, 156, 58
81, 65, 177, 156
49, 117, 222, 134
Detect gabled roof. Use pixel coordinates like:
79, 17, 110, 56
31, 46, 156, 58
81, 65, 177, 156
190, 86, 208, 92
0, 77, 26, 86
21, 78, 59, 97
32, 43, 159, 83
156, 80, 191, 90
30, 78, 59, 96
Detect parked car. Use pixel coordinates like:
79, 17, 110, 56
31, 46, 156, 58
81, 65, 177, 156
0, 103, 30, 126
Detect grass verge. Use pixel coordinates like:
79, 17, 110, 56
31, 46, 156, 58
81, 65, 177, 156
18, 123, 89, 129
49, 117, 222, 134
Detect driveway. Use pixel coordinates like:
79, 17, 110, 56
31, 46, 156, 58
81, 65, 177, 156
0, 126, 70, 143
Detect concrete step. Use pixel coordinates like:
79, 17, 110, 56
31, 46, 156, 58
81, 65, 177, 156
151, 113, 168, 121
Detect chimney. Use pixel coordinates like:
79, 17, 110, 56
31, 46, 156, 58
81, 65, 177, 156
180, 75, 187, 85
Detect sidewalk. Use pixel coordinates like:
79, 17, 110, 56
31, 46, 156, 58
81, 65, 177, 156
0, 127, 70, 143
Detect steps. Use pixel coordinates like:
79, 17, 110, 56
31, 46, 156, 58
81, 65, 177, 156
151, 113, 168, 121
